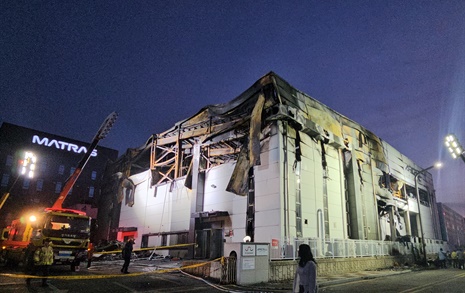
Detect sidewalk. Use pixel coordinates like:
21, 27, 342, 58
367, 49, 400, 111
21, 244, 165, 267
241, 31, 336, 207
125, 258, 415, 292
318, 267, 412, 286
227, 267, 413, 292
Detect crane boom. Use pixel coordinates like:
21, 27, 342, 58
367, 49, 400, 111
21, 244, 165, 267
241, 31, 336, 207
51, 112, 118, 210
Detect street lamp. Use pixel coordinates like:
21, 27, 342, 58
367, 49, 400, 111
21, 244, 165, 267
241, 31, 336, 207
444, 134, 465, 163
415, 162, 442, 265
21, 151, 37, 178
0, 151, 37, 211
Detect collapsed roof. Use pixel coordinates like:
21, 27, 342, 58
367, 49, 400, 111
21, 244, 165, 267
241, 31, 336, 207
124, 71, 388, 196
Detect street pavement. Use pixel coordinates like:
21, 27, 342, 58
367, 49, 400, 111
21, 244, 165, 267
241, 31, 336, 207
229, 267, 413, 292
0, 257, 416, 292
94, 257, 415, 292
131, 258, 415, 292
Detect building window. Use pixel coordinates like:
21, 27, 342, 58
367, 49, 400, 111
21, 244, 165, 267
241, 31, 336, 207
89, 186, 94, 198
5, 155, 13, 166
55, 182, 62, 193
70, 167, 76, 176
23, 178, 30, 189
419, 189, 430, 207
1, 174, 10, 187
91, 171, 97, 180
36, 179, 44, 191
58, 165, 65, 175
40, 161, 47, 173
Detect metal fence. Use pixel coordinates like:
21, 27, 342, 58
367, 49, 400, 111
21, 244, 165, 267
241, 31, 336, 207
219, 256, 236, 284
269, 237, 448, 260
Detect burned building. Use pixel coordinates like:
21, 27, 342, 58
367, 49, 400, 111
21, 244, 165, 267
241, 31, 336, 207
112, 72, 443, 259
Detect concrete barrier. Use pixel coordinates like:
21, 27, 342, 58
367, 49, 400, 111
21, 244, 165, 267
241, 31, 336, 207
269, 255, 414, 282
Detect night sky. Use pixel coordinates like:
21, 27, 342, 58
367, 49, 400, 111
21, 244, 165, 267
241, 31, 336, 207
1, 1, 465, 213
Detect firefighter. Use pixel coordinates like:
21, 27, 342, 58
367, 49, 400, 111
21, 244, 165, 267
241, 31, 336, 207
27, 238, 54, 287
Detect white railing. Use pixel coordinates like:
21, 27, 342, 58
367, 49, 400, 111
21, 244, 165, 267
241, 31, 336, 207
269, 237, 448, 260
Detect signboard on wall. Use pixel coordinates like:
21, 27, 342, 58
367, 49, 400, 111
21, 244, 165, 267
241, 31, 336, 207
271, 239, 279, 249
256, 244, 269, 256
242, 257, 255, 270
242, 244, 255, 256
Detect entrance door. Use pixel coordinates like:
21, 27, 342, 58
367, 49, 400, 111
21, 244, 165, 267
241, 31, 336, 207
210, 228, 223, 259
194, 230, 210, 259
194, 228, 224, 259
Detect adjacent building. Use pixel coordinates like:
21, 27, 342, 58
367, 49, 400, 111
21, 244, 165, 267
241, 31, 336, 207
437, 203, 465, 249
112, 72, 444, 259
0, 122, 118, 232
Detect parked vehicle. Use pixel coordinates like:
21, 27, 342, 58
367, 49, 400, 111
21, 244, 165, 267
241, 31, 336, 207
0, 112, 117, 271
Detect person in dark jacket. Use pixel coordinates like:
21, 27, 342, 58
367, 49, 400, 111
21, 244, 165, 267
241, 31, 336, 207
24, 243, 36, 286
121, 238, 135, 274
87, 242, 94, 268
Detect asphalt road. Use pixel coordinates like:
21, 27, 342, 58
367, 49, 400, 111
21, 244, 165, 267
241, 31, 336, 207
320, 268, 465, 292
4, 258, 465, 293
0, 258, 235, 293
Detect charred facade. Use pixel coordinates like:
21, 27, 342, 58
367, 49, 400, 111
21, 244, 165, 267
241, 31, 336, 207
111, 72, 443, 259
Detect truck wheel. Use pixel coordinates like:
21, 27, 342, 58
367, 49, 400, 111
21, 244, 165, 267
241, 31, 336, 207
5, 257, 18, 267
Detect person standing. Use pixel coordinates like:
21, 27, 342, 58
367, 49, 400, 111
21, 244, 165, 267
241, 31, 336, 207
121, 238, 134, 274
438, 248, 447, 269
27, 238, 54, 287
293, 244, 317, 293
87, 242, 94, 268
24, 243, 37, 286
457, 249, 464, 269
451, 250, 457, 268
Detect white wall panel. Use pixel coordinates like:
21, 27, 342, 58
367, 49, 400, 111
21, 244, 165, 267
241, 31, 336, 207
255, 226, 282, 243
255, 209, 281, 227
255, 163, 280, 185
255, 193, 280, 211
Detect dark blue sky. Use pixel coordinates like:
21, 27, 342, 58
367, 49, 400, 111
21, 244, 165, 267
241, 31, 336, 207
1, 1, 465, 212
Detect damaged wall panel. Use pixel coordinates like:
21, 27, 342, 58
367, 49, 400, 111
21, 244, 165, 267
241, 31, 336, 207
115, 71, 442, 257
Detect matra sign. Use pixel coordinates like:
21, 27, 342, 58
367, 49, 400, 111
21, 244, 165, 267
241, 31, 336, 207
32, 135, 97, 157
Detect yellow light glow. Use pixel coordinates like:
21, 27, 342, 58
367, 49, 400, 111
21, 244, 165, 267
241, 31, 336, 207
29, 215, 37, 222
20, 151, 37, 178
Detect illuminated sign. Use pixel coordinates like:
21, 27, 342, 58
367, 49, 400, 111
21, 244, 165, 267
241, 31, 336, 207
32, 135, 97, 157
